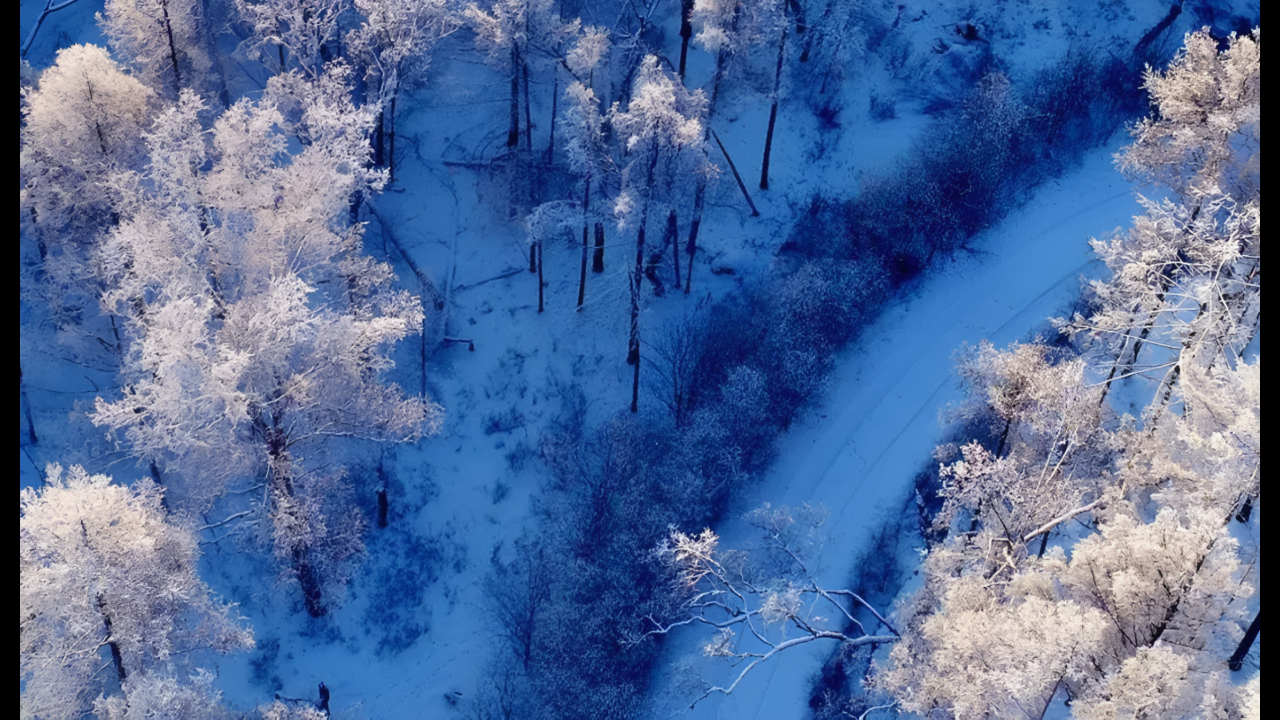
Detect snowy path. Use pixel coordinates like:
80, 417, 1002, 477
649, 147, 1142, 719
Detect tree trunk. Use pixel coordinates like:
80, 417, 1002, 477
374, 107, 386, 167
508, 46, 520, 148
159, 0, 184, 95
629, 224, 645, 366
375, 454, 389, 528
685, 186, 704, 294
628, 223, 646, 414
1097, 278, 1171, 406
678, 0, 694, 79
266, 433, 325, 618
80, 520, 127, 681
629, 153, 659, 412
1228, 611, 1259, 671
788, 0, 807, 34
275, 17, 288, 75
537, 236, 544, 314
668, 210, 681, 290
1235, 495, 1254, 524
593, 222, 605, 272
528, 243, 538, 273
712, 129, 760, 216
547, 69, 558, 164
522, 58, 533, 152
759, 28, 787, 190
577, 176, 590, 308
387, 94, 398, 184
96, 593, 127, 683
21, 365, 37, 445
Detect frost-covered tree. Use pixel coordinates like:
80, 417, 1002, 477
20, 44, 156, 357
92, 75, 441, 616
881, 28, 1262, 715
99, 0, 215, 97
94, 670, 232, 720
1060, 30, 1260, 435
1117, 27, 1260, 205
21, 44, 153, 251
1067, 192, 1259, 421
348, 0, 457, 179
634, 504, 897, 706
795, 0, 867, 85
690, 0, 788, 188
234, 0, 350, 76
20, 464, 253, 720
882, 502, 1253, 718
691, 0, 782, 70
941, 341, 1111, 556
611, 55, 712, 411
464, 0, 560, 150
561, 73, 610, 306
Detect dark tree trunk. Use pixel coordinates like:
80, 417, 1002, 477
547, 69, 559, 164
995, 416, 1012, 457
294, 544, 325, 618
387, 94, 398, 183
788, 0, 807, 34
522, 58, 533, 151
376, 487, 388, 529
528, 243, 538, 274
577, 175, 590, 308
678, 0, 694, 79
628, 223, 645, 414
159, 0, 184, 95
685, 186, 704, 294
1037, 529, 1049, 558
508, 46, 521, 148
759, 28, 787, 190
97, 593, 127, 683
537, 236, 544, 314
631, 341, 641, 414
1235, 495, 1254, 524
712, 129, 760, 216
80, 520, 127, 681
668, 211, 681, 290
21, 365, 37, 445
375, 454, 389, 528
593, 222, 605, 272
629, 154, 659, 413
148, 460, 169, 509
628, 224, 645, 365
1228, 611, 1260, 671
374, 107, 386, 167
265, 433, 325, 618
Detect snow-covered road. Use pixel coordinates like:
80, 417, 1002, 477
648, 146, 1143, 720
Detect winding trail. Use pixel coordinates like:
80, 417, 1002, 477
649, 146, 1143, 720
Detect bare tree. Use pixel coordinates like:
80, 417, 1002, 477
632, 504, 897, 707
